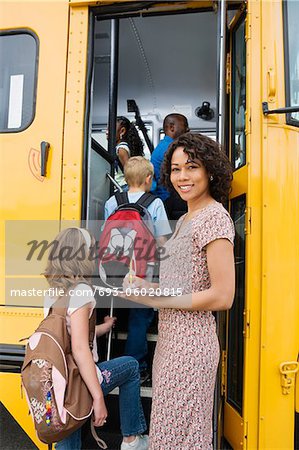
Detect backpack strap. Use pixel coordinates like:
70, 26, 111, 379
115, 191, 129, 206
50, 292, 71, 317
50, 283, 96, 349
136, 192, 157, 209
89, 309, 96, 349
91, 422, 108, 449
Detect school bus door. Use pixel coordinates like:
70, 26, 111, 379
224, 1, 299, 449
0, 2, 69, 447
223, 4, 253, 449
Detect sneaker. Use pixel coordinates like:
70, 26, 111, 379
120, 435, 149, 450
139, 370, 150, 385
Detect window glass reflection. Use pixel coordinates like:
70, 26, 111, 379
284, 0, 299, 124
232, 20, 246, 170
227, 195, 246, 414
0, 33, 37, 132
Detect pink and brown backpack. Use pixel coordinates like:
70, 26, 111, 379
21, 290, 107, 449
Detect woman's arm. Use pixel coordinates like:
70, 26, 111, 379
117, 147, 129, 168
122, 239, 235, 311
70, 305, 108, 426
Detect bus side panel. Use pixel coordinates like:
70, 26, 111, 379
259, 1, 299, 448
0, 1, 69, 221
0, 1, 69, 445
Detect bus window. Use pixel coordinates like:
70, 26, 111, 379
231, 19, 246, 170
227, 194, 246, 414
0, 31, 38, 133
283, 0, 299, 126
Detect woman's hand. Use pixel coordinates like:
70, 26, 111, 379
92, 396, 108, 427
120, 274, 161, 307
122, 274, 154, 291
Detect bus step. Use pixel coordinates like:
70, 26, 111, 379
115, 332, 157, 342
108, 386, 152, 398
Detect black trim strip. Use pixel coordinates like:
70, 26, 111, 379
94, 1, 156, 18
0, 344, 25, 373
94, 3, 242, 20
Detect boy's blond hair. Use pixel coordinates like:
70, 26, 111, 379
124, 156, 154, 187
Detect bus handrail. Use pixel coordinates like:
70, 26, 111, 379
91, 138, 115, 165
262, 102, 299, 115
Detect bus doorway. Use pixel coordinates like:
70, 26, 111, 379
85, 3, 234, 449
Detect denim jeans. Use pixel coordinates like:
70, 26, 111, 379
125, 308, 155, 372
55, 356, 146, 450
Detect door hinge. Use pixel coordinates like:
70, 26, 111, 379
245, 14, 251, 42
226, 53, 231, 95
245, 206, 251, 235
243, 309, 250, 339
221, 350, 227, 396
279, 361, 298, 395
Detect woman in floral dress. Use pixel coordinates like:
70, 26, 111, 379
122, 133, 235, 449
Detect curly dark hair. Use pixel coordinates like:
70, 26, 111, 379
160, 132, 233, 204
117, 116, 144, 157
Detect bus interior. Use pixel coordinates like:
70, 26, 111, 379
87, 5, 242, 226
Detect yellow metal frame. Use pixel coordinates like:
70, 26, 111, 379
61, 4, 89, 221
225, 2, 263, 449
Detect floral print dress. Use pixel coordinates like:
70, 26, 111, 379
149, 202, 235, 450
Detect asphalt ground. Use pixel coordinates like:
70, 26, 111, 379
0, 402, 123, 450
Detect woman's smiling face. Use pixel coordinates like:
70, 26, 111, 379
170, 146, 210, 204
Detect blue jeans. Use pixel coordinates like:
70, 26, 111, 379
125, 308, 155, 372
55, 356, 146, 450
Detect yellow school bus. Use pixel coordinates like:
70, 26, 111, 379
0, 1, 298, 449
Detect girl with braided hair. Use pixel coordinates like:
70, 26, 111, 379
114, 116, 144, 188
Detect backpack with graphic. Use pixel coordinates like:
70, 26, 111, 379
21, 288, 107, 449
99, 192, 157, 288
